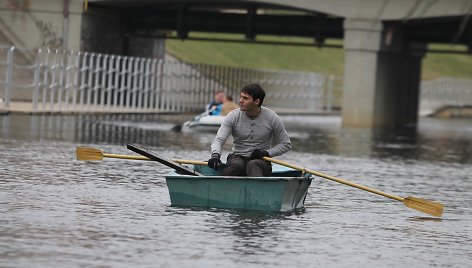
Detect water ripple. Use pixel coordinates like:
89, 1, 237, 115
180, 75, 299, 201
1, 114, 471, 267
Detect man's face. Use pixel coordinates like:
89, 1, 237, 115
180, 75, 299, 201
239, 92, 259, 112
215, 92, 225, 103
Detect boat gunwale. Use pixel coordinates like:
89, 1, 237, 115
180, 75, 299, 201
165, 174, 313, 181
185, 115, 225, 128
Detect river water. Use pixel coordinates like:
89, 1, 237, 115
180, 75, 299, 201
0, 114, 471, 267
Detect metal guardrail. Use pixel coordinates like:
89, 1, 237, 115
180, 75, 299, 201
2, 45, 471, 115
420, 77, 472, 115
0, 46, 340, 114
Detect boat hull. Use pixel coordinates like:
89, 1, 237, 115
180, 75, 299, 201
183, 114, 224, 130
165, 165, 312, 212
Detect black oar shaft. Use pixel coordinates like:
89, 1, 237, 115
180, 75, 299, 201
104, 153, 148, 161
127, 144, 202, 176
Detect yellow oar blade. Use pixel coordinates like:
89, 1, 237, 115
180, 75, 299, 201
76, 147, 208, 166
403, 196, 444, 218
76, 147, 104, 161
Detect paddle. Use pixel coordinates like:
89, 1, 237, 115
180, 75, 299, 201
262, 157, 444, 218
76, 146, 207, 165
126, 144, 204, 176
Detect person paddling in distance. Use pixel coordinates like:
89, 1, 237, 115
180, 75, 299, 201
208, 84, 292, 176
221, 95, 239, 116
206, 90, 225, 115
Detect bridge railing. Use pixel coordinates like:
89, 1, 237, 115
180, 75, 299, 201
420, 77, 472, 115
1, 46, 340, 114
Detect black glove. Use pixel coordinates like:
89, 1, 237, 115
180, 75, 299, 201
251, 149, 269, 160
207, 153, 222, 170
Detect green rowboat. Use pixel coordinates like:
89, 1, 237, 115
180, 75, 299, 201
126, 144, 313, 212
165, 164, 313, 212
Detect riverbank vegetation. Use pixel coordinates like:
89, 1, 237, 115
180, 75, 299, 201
166, 33, 472, 80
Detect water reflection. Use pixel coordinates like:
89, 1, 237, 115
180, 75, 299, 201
228, 211, 282, 251
369, 123, 472, 163
408, 217, 444, 222
1, 114, 471, 164
1, 113, 471, 268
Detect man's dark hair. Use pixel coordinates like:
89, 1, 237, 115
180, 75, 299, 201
241, 84, 265, 106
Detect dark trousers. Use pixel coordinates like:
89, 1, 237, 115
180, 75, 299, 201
221, 153, 272, 177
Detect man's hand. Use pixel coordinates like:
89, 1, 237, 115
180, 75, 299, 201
207, 153, 222, 170
250, 149, 269, 160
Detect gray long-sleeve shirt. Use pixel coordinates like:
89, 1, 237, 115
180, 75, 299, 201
211, 107, 292, 158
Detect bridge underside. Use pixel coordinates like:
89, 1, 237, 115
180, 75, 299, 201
90, 1, 471, 50
87, 0, 472, 127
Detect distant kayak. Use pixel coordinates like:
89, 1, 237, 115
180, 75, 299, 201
182, 113, 225, 131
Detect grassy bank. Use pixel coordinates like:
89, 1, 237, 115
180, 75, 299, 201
166, 34, 472, 80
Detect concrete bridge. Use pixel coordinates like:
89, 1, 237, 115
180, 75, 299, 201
1, 0, 471, 127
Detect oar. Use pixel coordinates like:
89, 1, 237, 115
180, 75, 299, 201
126, 144, 203, 176
263, 157, 444, 218
76, 147, 207, 165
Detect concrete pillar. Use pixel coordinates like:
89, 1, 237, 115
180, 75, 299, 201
342, 19, 424, 128
127, 37, 166, 60
80, 8, 124, 54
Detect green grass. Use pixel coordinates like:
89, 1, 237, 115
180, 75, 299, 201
166, 33, 472, 80
423, 44, 472, 80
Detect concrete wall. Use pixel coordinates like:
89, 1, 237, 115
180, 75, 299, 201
1, 0, 166, 59
0, 1, 167, 103
0, 0, 84, 102
0, 0, 83, 51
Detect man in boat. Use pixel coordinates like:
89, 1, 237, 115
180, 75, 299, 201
207, 84, 292, 176
221, 95, 239, 116
206, 91, 225, 115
